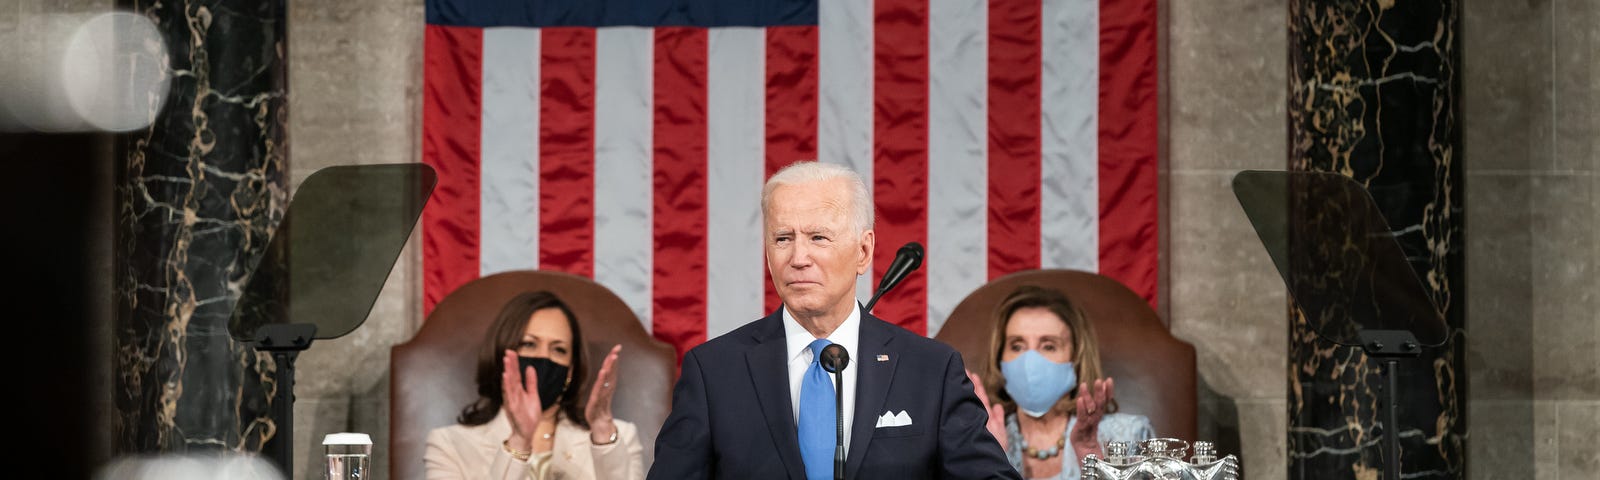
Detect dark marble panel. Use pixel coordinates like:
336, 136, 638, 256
114, 0, 288, 457
1287, 0, 1465, 478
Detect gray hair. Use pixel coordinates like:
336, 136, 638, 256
761, 161, 875, 234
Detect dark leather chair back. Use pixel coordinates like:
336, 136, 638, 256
933, 269, 1197, 441
390, 270, 675, 480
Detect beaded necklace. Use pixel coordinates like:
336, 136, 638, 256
1018, 417, 1069, 460
1019, 432, 1066, 459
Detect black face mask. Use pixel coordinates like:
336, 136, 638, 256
516, 356, 570, 411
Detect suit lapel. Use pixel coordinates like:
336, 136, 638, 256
844, 315, 898, 480
745, 312, 807, 479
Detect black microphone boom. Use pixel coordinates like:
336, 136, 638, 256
864, 241, 924, 313
819, 344, 851, 480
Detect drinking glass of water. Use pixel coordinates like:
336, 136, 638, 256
323, 432, 372, 480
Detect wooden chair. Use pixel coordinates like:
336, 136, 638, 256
933, 269, 1198, 441
390, 270, 676, 480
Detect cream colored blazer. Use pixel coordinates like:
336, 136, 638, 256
424, 411, 643, 480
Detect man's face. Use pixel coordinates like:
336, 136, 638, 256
764, 179, 874, 320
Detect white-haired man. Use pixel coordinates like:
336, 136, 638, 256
648, 161, 1018, 479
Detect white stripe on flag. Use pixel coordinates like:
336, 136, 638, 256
705, 28, 767, 338
480, 27, 542, 275
926, 0, 987, 335
819, 0, 877, 306
594, 27, 656, 329
1041, 0, 1099, 271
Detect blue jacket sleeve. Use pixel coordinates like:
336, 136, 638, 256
646, 348, 714, 480
937, 350, 1023, 479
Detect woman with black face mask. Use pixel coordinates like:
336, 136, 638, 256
425, 291, 644, 480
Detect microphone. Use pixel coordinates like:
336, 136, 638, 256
864, 242, 924, 312
819, 344, 851, 480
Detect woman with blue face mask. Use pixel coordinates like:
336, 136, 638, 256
969, 286, 1154, 480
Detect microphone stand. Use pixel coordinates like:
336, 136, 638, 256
821, 345, 851, 480
834, 364, 845, 480
254, 323, 317, 476
1356, 330, 1422, 480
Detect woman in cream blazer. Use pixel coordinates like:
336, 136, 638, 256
424, 291, 644, 480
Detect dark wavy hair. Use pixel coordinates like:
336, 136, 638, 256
457, 291, 590, 429
982, 285, 1117, 417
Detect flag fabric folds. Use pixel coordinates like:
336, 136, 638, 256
422, 0, 1158, 361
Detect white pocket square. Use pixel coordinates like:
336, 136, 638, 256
874, 410, 912, 428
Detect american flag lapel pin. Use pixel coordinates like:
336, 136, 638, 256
876, 354, 889, 362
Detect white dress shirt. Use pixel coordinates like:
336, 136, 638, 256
783, 302, 860, 452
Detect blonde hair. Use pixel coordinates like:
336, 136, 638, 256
982, 285, 1117, 416
761, 161, 874, 235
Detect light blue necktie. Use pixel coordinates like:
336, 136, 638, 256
798, 338, 835, 480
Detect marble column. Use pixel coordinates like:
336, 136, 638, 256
114, 0, 289, 458
1287, 0, 1465, 478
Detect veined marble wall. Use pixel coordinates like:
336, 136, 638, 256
113, 0, 289, 461
1171, 0, 1598, 478
1286, 0, 1466, 478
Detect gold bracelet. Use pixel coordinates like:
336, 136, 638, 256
503, 440, 532, 461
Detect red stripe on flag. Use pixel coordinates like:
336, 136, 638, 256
1098, 0, 1160, 307
421, 25, 483, 316
652, 28, 710, 361
763, 26, 819, 315
539, 28, 597, 277
987, 0, 1043, 280
873, 0, 929, 335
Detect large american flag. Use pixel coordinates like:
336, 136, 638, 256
421, 0, 1158, 360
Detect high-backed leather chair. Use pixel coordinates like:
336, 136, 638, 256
390, 270, 676, 480
933, 269, 1197, 441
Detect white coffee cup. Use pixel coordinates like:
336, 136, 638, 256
323, 433, 372, 480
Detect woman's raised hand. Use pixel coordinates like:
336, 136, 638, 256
501, 350, 545, 450
584, 344, 623, 444
1068, 377, 1114, 459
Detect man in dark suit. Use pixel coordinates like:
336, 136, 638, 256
648, 161, 1018, 480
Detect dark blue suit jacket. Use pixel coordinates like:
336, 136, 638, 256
647, 310, 1020, 479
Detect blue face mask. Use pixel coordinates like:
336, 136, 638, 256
1000, 350, 1077, 417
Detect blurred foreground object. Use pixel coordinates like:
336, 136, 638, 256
0, 11, 170, 132
95, 454, 284, 480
